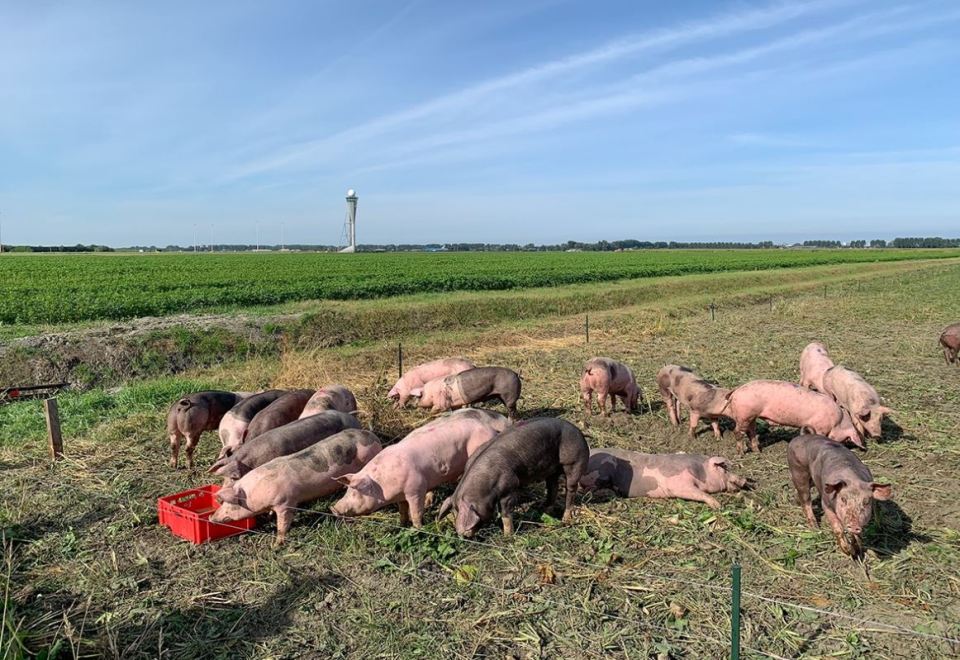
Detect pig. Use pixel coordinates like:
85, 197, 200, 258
799, 342, 834, 392
437, 417, 589, 538
330, 409, 510, 528
209, 410, 361, 482
299, 384, 358, 418
940, 322, 960, 365
787, 434, 892, 557
166, 390, 250, 469
656, 365, 730, 438
411, 367, 521, 419
217, 389, 289, 460
821, 366, 892, 439
210, 429, 382, 544
725, 380, 863, 454
580, 357, 643, 415
245, 389, 314, 441
388, 358, 475, 408
579, 448, 750, 509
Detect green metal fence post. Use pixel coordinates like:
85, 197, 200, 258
731, 563, 741, 660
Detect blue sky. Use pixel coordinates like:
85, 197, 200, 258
1, 0, 958, 246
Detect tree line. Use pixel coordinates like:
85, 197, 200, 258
3, 237, 959, 253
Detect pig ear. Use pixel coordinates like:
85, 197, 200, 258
410, 388, 423, 398
334, 473, 358, 488
871, 483, 892, 501
216, 463, 242, 480
708, 457, 729, 471
876, 405, 894, 416
208, 457, 228, 474
824, 480, 846, 497
857, 407, 872, 422
579, 470, 600, 490
217, 487, 240, 505
461, 502, 481, 530
341, 474, 377, 497
437, 497, 454, 520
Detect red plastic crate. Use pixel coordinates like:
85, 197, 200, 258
157, 484, 255, 544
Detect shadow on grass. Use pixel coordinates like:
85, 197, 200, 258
118, 568, 342, 658
875, 416, 914, 445
868, 500, 930, 558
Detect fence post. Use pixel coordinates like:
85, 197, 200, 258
769, 296, 773, 311
398, 343, 403, 379
44, 398, 63, 460
585, 315, 589, 344
709, 302, 716, 321
823, 285, 827, 299
731, 563, 741, 660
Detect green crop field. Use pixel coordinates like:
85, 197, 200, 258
2, 249, 960, 325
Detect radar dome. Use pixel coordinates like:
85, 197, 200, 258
346, 189, 356, 197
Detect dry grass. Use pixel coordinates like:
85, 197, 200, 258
1, 260, 959, 658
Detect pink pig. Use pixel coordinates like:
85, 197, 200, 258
330, 409, 510, 527
725, 380, 863, 454
388, 358, 475, 408
211, 429, 382, 544
580, 357, 642, 416
821, 366, 892, 439
799, 342, 834, 393
580, 448, 751, 509
299, 384, 358, 418
939, 323, 960, 365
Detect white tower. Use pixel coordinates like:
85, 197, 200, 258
340, 189, 358, 253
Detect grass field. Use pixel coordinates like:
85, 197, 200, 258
3, 249, 960, 325
1, 258, 959, 658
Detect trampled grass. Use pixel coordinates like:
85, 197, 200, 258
1, 259, 959, 658
2, 248, 959, 325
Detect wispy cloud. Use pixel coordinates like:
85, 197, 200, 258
220, 0, 852, 181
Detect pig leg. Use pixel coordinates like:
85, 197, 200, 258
499, 494, 516, 536
582, 389, 593, 416
788, 465, 816, 528
672, 484, 722, 510
597, 389, 610, 415
275, 506, 295, 546
562, 466, 582, 523
661, 388, 679, 425
688, 411, 701, 437
504, 397, 519, 420
542, 473, 560, 512
423, 491, 435, 509
397, 501, 411, 526
184, 432, 202, 470
710, 419, 722, 440
405, 492, 426, 529
746, 420, 760, 453
169, 431, 182, 469
733, 417, 752, 455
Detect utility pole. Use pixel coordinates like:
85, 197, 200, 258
193, 224, 198, 253
281, 223, 285, 251
256, 223, 260, 252
209, 224, 214, 253
0, 210, 4, 254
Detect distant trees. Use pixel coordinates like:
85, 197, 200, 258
870, 239, 887, 248
803, 240, 843, 248
891, 237, 960, 248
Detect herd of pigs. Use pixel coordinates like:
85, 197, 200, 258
163, 322, 960, 556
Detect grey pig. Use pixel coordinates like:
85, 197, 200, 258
438, 417, 588, 537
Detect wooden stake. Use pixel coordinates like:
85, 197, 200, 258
585, 315, 590, 344
44, 398, 63, 460
398, 343, 403, 379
